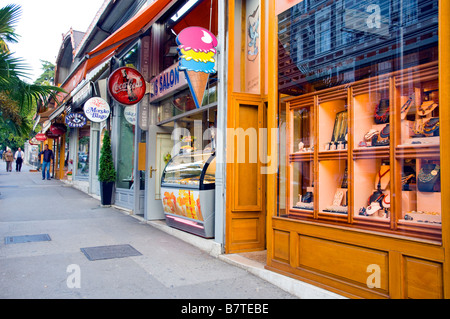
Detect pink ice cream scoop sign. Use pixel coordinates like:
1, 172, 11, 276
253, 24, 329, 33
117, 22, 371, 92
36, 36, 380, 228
177, 27, 218, 109
177, 27, 218, 53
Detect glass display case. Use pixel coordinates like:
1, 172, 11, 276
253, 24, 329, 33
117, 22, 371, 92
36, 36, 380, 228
161, 151, 216, 190
160, 151, 216, 238
278, 0, 441, 240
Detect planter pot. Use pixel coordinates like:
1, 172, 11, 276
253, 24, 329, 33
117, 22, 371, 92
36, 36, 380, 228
100, 181, 115, 206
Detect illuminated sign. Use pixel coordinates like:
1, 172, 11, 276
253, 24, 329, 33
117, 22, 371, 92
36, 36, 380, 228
108, 67, 146, 105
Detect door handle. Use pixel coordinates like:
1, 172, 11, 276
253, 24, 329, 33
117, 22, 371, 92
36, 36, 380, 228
149, 166, 157, 178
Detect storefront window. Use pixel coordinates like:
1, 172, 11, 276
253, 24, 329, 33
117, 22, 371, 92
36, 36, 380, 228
115, 43, 139, 189
277, 0, 441, 240
116, 106, 135, 189
76, 129, 90, 177
156, 77, 218, 123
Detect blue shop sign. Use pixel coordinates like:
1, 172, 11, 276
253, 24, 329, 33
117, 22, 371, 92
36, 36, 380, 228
65, 112, 87, 128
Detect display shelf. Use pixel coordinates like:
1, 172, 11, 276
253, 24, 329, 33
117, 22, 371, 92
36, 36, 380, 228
395, 144, 440, 159
289, 151, 314, 162
318, 159, 348, 218
282, 62, 441, 240
318, 149, 348, 161
353, 146, 390, 160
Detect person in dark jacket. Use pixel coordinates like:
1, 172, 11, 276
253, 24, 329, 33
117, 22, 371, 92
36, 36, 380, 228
38, 144, 54, 180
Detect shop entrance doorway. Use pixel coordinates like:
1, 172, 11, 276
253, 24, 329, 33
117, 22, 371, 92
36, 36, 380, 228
145, 126, 173, 220
226, 93, 266, 253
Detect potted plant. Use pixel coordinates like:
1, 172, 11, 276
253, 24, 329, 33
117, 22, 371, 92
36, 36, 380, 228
98, 130, 116, 206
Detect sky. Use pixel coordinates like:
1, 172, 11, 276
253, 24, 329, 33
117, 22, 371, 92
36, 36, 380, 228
6, 0, 106, 83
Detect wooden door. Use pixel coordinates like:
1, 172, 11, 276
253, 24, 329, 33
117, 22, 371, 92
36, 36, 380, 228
226, 93, 266, 253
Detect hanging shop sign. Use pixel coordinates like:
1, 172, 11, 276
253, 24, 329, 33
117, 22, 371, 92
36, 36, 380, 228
50, 123, 67, 136
45, 130, 60, 139
65, 112, 87, 128
35, 133, 47, 141
108, 67, 146, 105
84, 97, 110, 122
139, 99, 149, 131
124, 105, 137, 125
29, 137, 39, 145
149, 62, 188, 103
176, 27, 218, 109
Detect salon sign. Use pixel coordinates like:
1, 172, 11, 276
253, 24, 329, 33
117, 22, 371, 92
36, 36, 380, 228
84, 97, 110, 123
149, 62, 188, 103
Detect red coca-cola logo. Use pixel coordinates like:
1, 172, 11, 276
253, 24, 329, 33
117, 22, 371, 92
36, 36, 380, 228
108, 67, 146, 105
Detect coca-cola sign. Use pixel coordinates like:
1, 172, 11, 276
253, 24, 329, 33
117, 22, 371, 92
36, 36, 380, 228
108, 67, 146, 105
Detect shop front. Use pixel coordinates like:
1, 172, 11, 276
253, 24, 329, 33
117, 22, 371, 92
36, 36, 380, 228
143, 0, 224, 242
263, 0, 449, 299
109, 42, 147, 214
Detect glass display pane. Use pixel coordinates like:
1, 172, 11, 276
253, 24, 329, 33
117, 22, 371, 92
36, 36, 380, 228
291, 161, 315, 212
319, 160, 348, 216
162, 152, 214, 186
277, 0, 440, 239
76, 130, 89, 177
116, 106, 135, 189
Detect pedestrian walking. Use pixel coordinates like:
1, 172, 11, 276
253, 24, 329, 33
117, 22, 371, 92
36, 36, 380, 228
14, 147, 24, 172
38, 144, 54, 180
4, 148, 14, 172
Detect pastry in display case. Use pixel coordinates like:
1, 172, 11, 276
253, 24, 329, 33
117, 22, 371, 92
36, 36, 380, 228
161, 151, 216, 238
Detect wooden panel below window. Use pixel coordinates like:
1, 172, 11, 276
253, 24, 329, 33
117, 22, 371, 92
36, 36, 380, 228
298, 236, 389, 292
404, 257, 443, 299
268, 217, 446, 298
231, 217, 260, 243
273, 230, 290, 263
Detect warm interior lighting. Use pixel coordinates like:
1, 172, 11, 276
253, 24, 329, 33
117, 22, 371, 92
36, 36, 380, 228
166, 215, 204, 229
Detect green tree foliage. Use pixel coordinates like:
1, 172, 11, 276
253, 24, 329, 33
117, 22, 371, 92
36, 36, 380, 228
0, 4, 64, 151
34, 60, 55, 85
98, 130, 116, 182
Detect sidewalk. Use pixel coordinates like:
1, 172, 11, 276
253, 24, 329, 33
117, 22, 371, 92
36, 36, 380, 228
0, 163, 342, 299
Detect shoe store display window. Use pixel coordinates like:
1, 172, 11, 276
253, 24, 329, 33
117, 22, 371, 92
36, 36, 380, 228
277, 0, 441, 240
268, 0, 449, 299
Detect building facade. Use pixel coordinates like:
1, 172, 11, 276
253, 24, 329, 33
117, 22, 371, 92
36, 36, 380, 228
34, 0, 449, 298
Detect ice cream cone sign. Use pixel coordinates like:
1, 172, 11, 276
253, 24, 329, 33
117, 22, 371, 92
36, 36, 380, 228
177, 27, 218, 109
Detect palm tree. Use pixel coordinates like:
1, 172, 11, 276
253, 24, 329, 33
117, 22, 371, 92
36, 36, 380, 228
0, 3, 20, 52
0, 4, 64, 136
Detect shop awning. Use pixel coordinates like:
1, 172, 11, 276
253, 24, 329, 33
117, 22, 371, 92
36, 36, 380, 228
83, 0, 176, 77
39, 0, 175, 124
